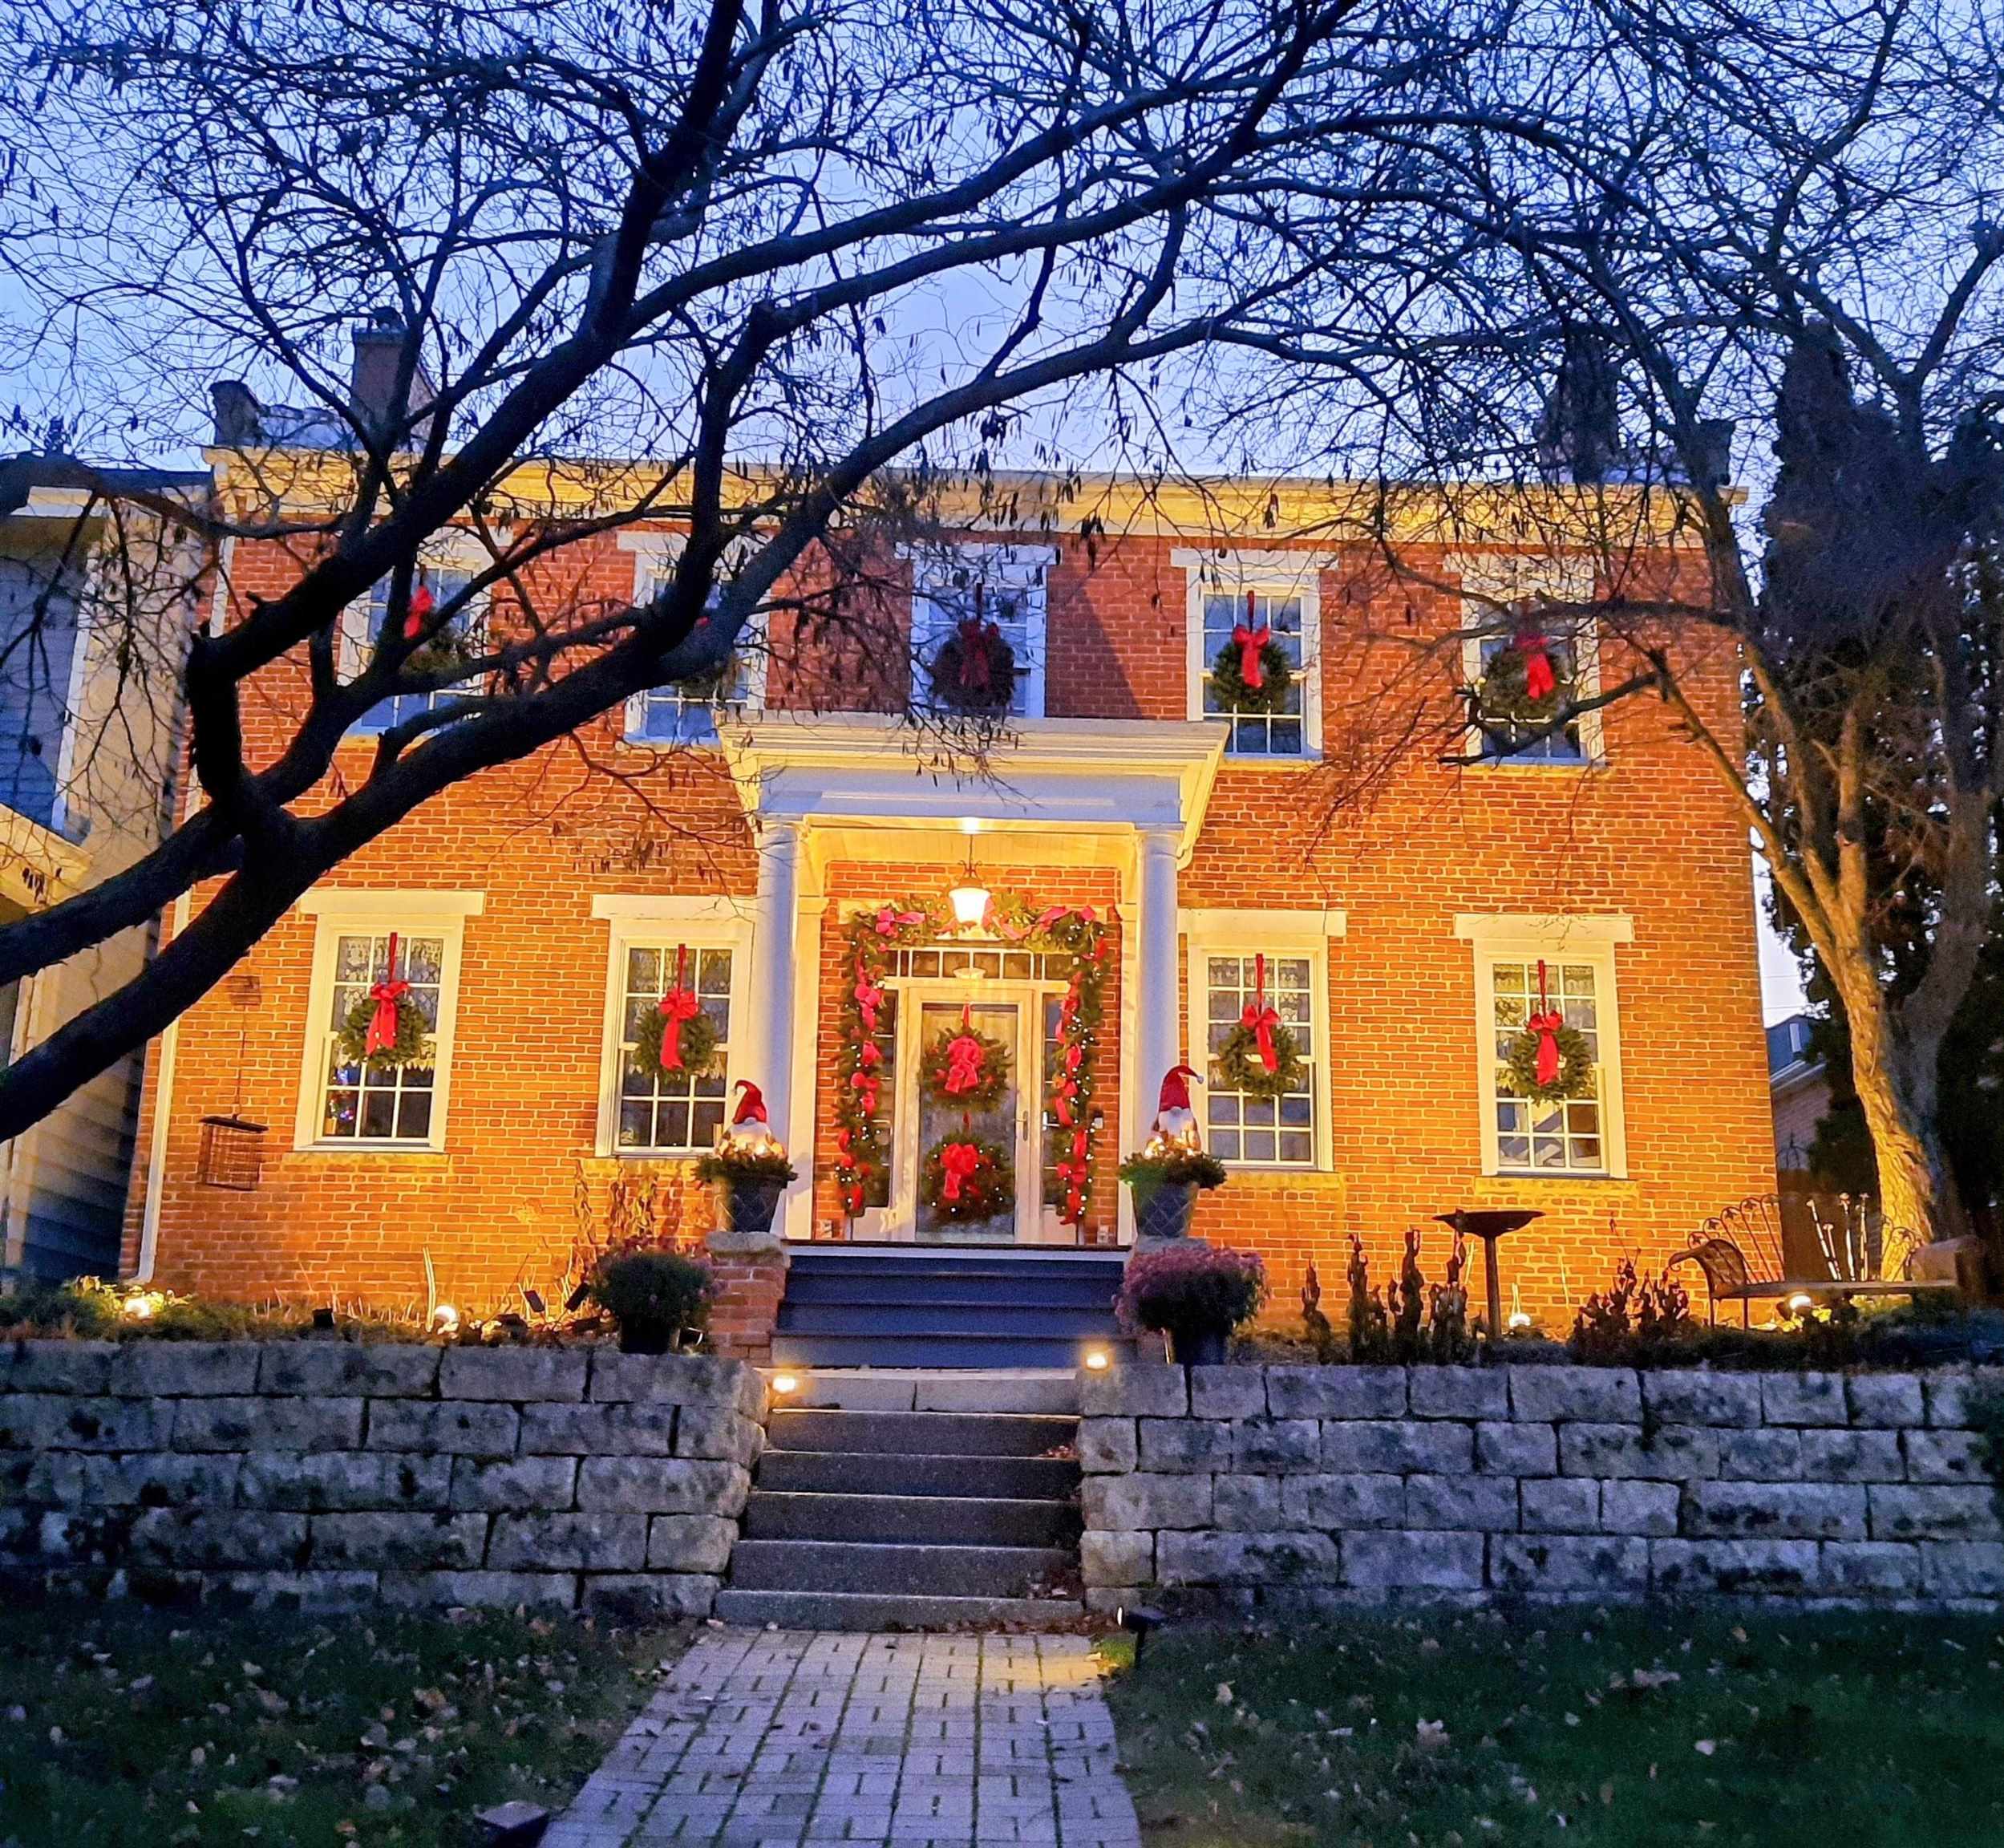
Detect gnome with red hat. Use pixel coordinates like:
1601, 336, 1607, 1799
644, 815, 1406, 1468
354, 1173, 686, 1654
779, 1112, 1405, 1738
1151, 1064, 1203, 1152
1118, 1063, 1227, 1244
698, 1080, 799, 1240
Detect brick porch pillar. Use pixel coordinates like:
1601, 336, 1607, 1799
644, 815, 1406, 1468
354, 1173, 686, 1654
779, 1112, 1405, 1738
706, 1224, 790, 1366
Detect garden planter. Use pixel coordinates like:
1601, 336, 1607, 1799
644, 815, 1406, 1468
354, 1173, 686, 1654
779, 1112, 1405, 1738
617, 1323, 698, 1356
1131, 1177, 1199, 1242
718, 1175, 787, 1237
1168, 1324, 1228, 1368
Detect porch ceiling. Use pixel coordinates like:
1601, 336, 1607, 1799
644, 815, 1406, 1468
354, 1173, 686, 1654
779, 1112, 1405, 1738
719, 714, 1229, 869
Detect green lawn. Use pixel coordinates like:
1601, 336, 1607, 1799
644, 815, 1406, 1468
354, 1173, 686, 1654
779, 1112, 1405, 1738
0, 1597, 682, 1846
1101, 1607, 2004, 1848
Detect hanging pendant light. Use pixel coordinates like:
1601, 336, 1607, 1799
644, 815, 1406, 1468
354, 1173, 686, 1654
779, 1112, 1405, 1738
948, 823, 990, 928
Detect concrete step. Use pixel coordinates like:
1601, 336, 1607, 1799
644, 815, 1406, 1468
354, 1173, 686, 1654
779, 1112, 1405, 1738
770, 1331, 1118, 1370
783, 1271, 1122, 1307
755, 1448, 1081, 1500
742, 1491, 1080, 1547
712, 1588, 1085, 1631
728, 1538, 1074, 1598
779, 1301, 1120, 1337
786, 1249, 1126, 1277
766, 1408, 1076, 1458
763, 1369, 1083, 1415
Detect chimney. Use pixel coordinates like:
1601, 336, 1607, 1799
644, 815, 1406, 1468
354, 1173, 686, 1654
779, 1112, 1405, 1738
1535, 325, 1621, 484
209, 380, 265, 448
1687, 418, 1736, 492
349, 310, 437, 451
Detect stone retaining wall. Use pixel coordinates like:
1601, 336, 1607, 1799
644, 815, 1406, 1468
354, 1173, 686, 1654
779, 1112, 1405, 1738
0, 1341, 767, 1617
1079, 1363, 2004, 1611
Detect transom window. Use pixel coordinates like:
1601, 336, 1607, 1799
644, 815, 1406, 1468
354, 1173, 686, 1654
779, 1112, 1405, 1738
1202, 952, 1316, 1165
1202, 591, 1307, 756
626, 578, 759, 744
891, 944, 1063, 982
351, 566, 486, 734
318, 930, 443, 1143
909, 549, 1047, 719
1491, 958, 1605, 1173
616, 944, 734, 1153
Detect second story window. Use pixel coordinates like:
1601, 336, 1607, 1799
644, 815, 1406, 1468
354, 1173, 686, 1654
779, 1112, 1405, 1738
349, 565, 488, 735
625, 570, 762, 745
1455, 557, 1603, 766
1202, 590, 1308, 756
909, 545, 1049, 719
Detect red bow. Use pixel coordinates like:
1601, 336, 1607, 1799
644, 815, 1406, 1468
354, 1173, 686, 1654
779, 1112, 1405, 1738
940, 1141, 982, 1203
1240, 952, 1281, 1073
955, 617, 1002, 691
1530, 958, 1563, 1087
1232, 613, 1270, 690
853, 958, 885, 1033
1514, 625, 1557, 702
401, 582, 435, 642
656, 946, 699, 1071
1055, 1128, 1091, 1222
364, 933, 411, 1057
872, 906, 925, 938
851, 1068, 881, 1113
1054, 1077, 1080, 1127
942, 1015, 986, 1096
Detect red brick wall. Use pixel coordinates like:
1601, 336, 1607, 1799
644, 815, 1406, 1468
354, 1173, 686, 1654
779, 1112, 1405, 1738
126, 518, 1773, 1333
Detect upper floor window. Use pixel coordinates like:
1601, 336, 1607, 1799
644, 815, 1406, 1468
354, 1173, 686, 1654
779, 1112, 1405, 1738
625, 564, 763, 745
909, 545, 1049, 719
1176, 551, 1322, 759
1455, 555, 1602, 765
347, 564, 488, 735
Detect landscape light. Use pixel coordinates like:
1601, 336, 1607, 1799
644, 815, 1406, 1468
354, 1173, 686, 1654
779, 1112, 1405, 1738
771, 1373, 801, 1396
1083, 1349, 1111, 1372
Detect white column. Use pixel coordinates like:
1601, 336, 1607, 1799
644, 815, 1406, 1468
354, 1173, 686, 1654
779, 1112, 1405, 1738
1132, 825, 1182, 1150
750, 815, 803, 1161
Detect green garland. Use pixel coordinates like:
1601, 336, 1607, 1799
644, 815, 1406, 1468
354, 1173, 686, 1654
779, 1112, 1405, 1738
1504, 1022, 1597, 1104
1209, 636, 1293, 714
336, 993, 432, 1070
921, 1134, 1014, 1222
920, 1022, 1011, 1108
630, 1003, 723, 1080
1475, 636, 1570, 727
1213, 1018, 1306, 1100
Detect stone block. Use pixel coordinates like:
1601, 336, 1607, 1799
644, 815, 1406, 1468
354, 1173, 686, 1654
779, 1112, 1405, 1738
173, 1397, 365, 1453
1520, 1477, 1598, 1534
214, 1570, 379, 1614
1081, 1530, 1153, 1588
1404, 1473, 1519, 1533
449, 1456, 580, 1511
1650, 1538, 1819, 1596
1682, 1481, 1867, 1541
1157, 1529, 1340, 1587
1922, 1369, 1982, 1429
1408, 1368, 1508, 1420
1077, 1417, 1136, 1473
1918, 1542, 2004, 1599
439, 1348, 589, 1403
1507, 1366, 1641, 1424
1079, 1366, 1187, 1418
576, 1456, 749, 1517
131, 1507, 310, 1570
1212, 1474, 1284, 1531
588, 1351, 748, 1406
257, 1343, 441, 1398
366, 1400, 520, 1459
1719, 1429, 1803, 1481
1760, 1372, 1848, 1427
238, 1453, 451, 1512
1278, 1473, 1404, 1530
1558, 1422, 1719, 1481
57, 1453, 241, 1509
1342, 1530, 1484, 1590
4, 1341, 117, 1395
0, 1395, 171, 1452
1322, 1420, 1472, 1476
518, 1401, 678, 1457
1819, 1542, 1920, 1597
1799, 1429, 1904, 1483
381, 1570, 577, 1611
1138, 1419, 1232, 1474
1598, 1480, 1680, 1537
646, 1514, 736, 1574
1265, 1367, 1405, 1420
581, 1574, 719, 1621
1082, 1472, 1211, 1532
1847, 1375, 1925, 1427
1189, 1367, 1266, 1420
674, 1403, 763, 1466
1642, 1372, 1763, 1429
1232, 1419, 1321, 1473
1476, 1420, 1557, 1477
109, 1343, 261, 1398
1901, 1430, 1986, 1485
1493, 1534, 1647, 1593
1868, 1485, 2000, 1542
488, 1511, 648, 1570
309, 1510, 489, 1570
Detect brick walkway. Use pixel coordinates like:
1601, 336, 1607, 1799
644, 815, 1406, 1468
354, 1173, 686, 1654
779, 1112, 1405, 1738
544, 1629, 1142, 1848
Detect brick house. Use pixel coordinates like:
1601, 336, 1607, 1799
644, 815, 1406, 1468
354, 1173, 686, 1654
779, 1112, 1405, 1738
123, 460, 1774, 1343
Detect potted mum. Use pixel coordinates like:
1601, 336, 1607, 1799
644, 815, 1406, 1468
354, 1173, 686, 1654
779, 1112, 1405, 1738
1119, 1064, 1225, 1241
1117, 1242, 1267, 1367
696, 1080, 799, 1237
588, 1244, 716, 1355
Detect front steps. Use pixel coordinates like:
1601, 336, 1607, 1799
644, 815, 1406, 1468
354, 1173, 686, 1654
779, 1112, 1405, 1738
715, 1401, 1085, 1631
770, 1246, 1128, 1371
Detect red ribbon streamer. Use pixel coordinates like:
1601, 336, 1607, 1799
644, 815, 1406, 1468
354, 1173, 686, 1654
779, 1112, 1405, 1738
656, 945, 700, 1071
1529, 958, 1563, 1087
853, 957, 885, 1034
401, 582, 434, 642
364, 933, 411, 1057
1241, 951, 1281, 1073
1233, 590, 1269, 690
1515, 625, 1557, 702
941, 1141, 982, 1203
872, 906, 925, 938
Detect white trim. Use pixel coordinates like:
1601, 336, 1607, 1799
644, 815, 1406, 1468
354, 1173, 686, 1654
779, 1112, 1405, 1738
1176, 550, 1323, 760
298, 888, 486, 919
905, 542, 1055, 722
1463, 919, 1631, 1179
1181, 909, 1334, 1173
590, 894, 756, 925
47, 551, 95, 841
592, 911, 754, 1158
293, 910, 473, 1153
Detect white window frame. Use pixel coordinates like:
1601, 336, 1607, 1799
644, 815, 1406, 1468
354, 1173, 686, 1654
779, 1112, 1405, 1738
590, 895, 755, 1157
1180, 907, 1344, 1171
1174, 549, 1324, 761
905, 541, 1053, 721
618, 532, 767, 745
292, 890, 484, 1153
1456, 913, 1632, 1179
1453, 553, 1605, 766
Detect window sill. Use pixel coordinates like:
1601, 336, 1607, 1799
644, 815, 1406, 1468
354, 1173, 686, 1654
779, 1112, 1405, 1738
1461, 755, 1605, 772
1214, 1161, 1330, 1178
1218, 752, 1323, 769
607, 1146, 707, 1161
1484, 1169, 1634, 1186
296, 1141, 449, 1157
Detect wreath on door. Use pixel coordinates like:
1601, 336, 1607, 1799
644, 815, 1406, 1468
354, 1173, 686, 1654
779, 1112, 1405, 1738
921, 1134, 1014, 1222
920, 1006, 1011, 1108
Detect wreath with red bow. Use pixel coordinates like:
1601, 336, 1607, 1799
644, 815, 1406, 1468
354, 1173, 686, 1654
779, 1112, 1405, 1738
334, 936, 432, 1069
1208, 593, 1293, 713
628, 947, 723, 1077
921, 1014, 1011, 1108
929, 616, 1017, 715
1476, 625, 1572, 727
920, 1134, 1014, 1221
1502, 961, 1597, 1103
1214, 1019, 1306, 1100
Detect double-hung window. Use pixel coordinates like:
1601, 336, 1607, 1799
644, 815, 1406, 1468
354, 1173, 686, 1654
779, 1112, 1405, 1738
622, 543, 763, 744
1456, 554, 1603, 764
1176, 551, 1322, 758
908, 544, 1051, 719
346, 564, 488, 735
